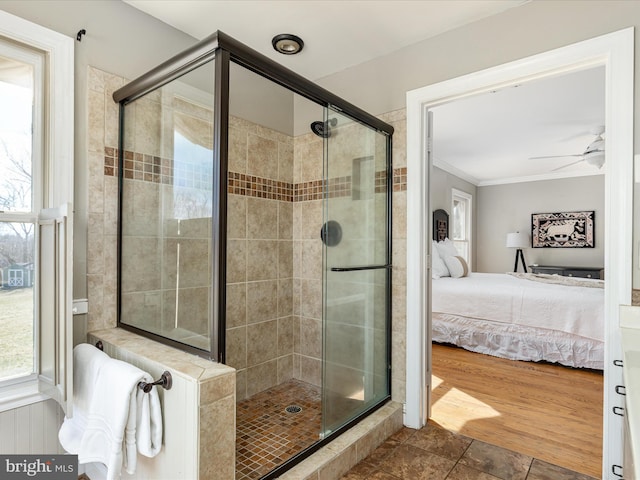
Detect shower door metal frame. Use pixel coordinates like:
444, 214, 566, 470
114, 29, 394, 478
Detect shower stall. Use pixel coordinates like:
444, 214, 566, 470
113, 31, 393, 479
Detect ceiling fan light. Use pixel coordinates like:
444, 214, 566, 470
586, 137, 605, 152
585, 151, 605, 169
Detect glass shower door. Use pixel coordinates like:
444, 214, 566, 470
322, 108, 391, 436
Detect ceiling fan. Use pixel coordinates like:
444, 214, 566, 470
529, 126, 605, 171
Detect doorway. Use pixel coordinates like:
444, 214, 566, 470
405, 28, 634, 477
426, 64, 605, 476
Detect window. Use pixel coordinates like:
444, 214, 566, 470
451, 189, 472, 264
0, 10, 73, 413
0, 43, 40, 384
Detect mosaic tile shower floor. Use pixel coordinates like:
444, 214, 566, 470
236, 379, 322, 480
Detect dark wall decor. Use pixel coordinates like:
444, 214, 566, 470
531, 211, 595, 248
433, 209, 449, 241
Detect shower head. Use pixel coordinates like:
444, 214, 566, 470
310, 118, 338, 138
310, 121, 328, 138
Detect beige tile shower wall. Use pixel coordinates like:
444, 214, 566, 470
120, 86, 214, 343
226, 116, 295, 401
293, 111, 407, 406
307, 121, 391, 407
88, 66, 212, 334
292, 114, 406, 405
293, 132, 324, 387
87, 66, 124, 332
160, 217, 212, 337
381, 109, 407, 405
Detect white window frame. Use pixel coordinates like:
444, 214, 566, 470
451, 188, 472, 266
0, 10, 74, 414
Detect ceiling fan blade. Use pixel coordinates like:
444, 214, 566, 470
529, 154, 584, 160
551, 159, 585, 172
559, 131, 592, 142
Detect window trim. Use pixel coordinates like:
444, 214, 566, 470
451, 188, 472, 266
0, 10, 74, 413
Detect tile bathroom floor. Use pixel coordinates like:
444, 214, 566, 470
236, 379, 322, 480
341, 422, 598, 480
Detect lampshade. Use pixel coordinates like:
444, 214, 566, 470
506, 232, 530, 249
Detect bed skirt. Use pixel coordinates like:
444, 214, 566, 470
432, 313, 604, 370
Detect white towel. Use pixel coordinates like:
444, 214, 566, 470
59, 344, 163, 480
136, 380, 163, 458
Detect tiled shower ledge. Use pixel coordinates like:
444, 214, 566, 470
86, 327, 233, 381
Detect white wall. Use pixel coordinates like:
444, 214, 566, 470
317, 2, 640, 121
476, 175, 605, 273
313, 0, 640, 285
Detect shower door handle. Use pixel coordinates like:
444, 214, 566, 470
330, 265, 391, 272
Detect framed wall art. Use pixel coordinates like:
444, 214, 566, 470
531, 211, 595, 248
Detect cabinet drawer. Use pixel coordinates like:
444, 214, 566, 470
564, 269, 601, 279
531, 267, 563, 275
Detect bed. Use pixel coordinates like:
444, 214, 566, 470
431, 209, 605, 370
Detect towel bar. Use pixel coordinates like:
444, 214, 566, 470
138, 371, 173, 393
93, 340, 172, 393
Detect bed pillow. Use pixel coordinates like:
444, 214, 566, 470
436, 238, 460, 258
431, 240, 450, 278
443, 255, 469, 278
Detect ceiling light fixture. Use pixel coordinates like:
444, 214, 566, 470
584, 151, 605, 169
272, 34, 304, 55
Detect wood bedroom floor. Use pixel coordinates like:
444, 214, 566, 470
431, 343, 604, 478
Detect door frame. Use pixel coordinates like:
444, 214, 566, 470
405, 28, 634, 477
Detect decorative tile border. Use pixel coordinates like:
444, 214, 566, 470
393, 167, 407, 192
295, 177, 353, 202
228, 172, 293, 201
104, 147, 212, 189
103, 147, 118, 177
294, 179, 324, 202
327, 176, 352, 199
105, 146, 406, 202
375, 170, 388, 194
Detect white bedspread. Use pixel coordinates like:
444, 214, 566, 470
432, 272, 604, 341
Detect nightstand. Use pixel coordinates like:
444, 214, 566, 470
529, 265, 604, 279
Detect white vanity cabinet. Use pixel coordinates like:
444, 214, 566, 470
620, 306, 640, 480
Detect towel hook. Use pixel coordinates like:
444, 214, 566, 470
138, 371, 172, 393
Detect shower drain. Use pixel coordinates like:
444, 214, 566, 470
285, 405, 302, 414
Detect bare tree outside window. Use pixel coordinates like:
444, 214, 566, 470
0, 73, 36, 380
0, 137, 34, 265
